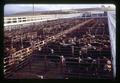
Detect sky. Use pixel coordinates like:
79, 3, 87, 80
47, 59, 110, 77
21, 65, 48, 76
4, 4, 115, 16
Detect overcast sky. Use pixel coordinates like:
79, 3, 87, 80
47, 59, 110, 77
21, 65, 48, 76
4, 4, 115, 16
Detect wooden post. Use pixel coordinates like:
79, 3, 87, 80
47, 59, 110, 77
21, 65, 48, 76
71, 45, 74, 56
